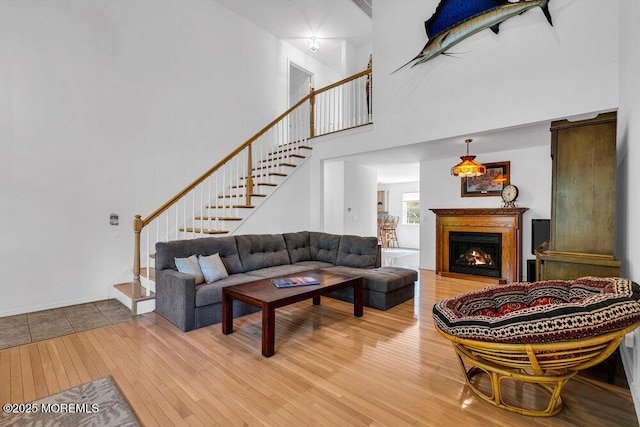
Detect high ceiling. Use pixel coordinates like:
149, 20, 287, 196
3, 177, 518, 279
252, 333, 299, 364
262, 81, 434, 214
213, 0, 591, 185
215, 0, 372, 72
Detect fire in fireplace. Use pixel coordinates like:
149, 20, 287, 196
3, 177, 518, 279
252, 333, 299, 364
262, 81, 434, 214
449, 231, 502, 278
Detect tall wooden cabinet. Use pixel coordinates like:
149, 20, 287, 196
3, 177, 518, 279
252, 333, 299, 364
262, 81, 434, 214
536, 112, 620, 280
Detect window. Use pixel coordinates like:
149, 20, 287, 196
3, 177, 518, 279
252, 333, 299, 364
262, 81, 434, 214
403, 192, 420, 225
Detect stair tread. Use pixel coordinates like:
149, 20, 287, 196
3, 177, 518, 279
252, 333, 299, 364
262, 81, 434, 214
262, 153, 305, 162
218, 194, 267, 198
141, 267, 155, 281
113, 283, 155, 301
253, 163, 296, 171
232, 183, 277, 188
241, 172, 287, 179
179, 227, 230, 234
195, 216, 243, 221
205, 205, 255, 209
273, 143, 312, 152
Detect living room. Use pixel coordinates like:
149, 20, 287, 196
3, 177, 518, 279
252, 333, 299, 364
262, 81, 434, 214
1, 0, 640, 425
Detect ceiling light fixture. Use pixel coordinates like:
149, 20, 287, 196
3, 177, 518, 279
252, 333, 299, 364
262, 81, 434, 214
451, 138, 486, 177
308, 35, 320, 52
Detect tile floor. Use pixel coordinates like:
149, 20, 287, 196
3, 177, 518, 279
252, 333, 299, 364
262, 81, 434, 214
0, 299, 138, 350
381, 248, 419, 270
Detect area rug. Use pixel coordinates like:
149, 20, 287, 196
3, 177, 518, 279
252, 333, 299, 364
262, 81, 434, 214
0, 376, 140, 427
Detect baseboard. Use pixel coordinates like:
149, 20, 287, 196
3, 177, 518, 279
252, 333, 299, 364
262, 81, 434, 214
619, 329, 640, 424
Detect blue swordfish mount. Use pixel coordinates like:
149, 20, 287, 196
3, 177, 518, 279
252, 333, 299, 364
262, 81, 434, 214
392, 0, 553, 74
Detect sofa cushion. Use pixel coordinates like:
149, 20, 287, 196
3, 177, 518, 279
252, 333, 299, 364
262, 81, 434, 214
175, 255, 204, 284
310, 232, 341, 264
198, 253, 229, 283
236, 234, 291, 272
156, 236, 243, 274
294, 260, 335, 269
244, 264, 314, 278
283, 231, 311, 263
324, 266, 418, 293
336, 235, 378, 268
432, 277, 640, 344
195, 274, 262, 307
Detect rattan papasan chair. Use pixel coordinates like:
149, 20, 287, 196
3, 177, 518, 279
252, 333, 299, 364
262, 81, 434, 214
432, 277, 640, 416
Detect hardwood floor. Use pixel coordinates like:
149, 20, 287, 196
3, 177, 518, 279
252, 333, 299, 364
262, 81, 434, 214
1, 270, 637, 426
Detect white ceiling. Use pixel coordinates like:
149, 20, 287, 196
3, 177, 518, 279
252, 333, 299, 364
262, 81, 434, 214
215, 0, 372, 72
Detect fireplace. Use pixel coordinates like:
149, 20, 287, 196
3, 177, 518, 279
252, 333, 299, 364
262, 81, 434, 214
449, 232, 502, 278
430, 208, 528, 284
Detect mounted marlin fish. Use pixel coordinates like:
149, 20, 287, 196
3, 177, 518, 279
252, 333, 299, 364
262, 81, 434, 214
393, 0, 552, 73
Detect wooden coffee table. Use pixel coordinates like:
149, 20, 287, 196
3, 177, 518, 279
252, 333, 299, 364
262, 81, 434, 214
222, 269, 363, 357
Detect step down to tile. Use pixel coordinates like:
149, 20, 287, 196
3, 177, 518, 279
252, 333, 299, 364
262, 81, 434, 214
114, 283, 155, 302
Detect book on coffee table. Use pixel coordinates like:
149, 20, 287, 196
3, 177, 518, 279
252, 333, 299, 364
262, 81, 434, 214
271, 276, 321, 288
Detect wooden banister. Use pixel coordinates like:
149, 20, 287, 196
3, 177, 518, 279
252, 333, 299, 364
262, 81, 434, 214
129, 67, 373, 313
139, 67, 372, 227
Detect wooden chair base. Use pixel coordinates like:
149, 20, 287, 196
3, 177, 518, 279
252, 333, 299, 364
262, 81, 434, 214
436, 322, 639, 416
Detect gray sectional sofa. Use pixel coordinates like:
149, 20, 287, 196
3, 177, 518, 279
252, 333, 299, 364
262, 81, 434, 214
155, 231, 418, 331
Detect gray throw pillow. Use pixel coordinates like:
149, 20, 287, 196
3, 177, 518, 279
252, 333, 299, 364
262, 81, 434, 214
198, 253, 229, 283
174, 255, 204, 284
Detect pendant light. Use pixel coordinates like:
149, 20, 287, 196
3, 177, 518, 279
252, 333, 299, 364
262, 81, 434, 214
451, 139, 486, 177
308, 35, 320, 52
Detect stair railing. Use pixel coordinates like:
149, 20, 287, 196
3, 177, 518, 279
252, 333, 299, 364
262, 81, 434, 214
129, 66, 372, 314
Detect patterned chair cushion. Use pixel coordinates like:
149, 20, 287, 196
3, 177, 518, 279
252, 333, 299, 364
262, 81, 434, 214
432, 277, 640, 344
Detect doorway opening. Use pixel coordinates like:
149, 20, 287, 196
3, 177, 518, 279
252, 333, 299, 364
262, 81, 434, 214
289, 62, 313, 107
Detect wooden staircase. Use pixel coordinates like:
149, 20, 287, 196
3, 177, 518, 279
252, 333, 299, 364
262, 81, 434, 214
113, 67, 373, 314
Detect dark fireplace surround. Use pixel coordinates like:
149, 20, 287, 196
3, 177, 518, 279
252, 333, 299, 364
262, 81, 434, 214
430, 208, 528, 284
449, 231, 502, 278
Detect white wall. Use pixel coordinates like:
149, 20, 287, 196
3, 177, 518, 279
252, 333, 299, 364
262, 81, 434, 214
309, 1, 615, 271
420, 146, 552, 279
617, 0, 640, 419
0, 0, 342, 316
323, 161, 345, 234
233, 162, 312, 235
377, 182, 420, 249
373, 0, 619, 150
323, 159, 377, 237
343, 162, 377, 236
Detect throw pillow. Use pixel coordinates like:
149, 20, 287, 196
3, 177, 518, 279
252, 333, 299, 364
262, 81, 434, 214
199, 253, 229, 283
174, 255, 204, 284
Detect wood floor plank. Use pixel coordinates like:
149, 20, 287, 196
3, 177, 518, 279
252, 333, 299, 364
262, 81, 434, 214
44, 340, 71, 392
75, 333, 110, 378
27, 345, 49, 399
9, 347, 23, 403
51, 338, 80, 387
18, 346, 36, 403
60, 335, 91, 384
0, 270, 637, 426
36, 341, 60, 396
0, 350, 11, 404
